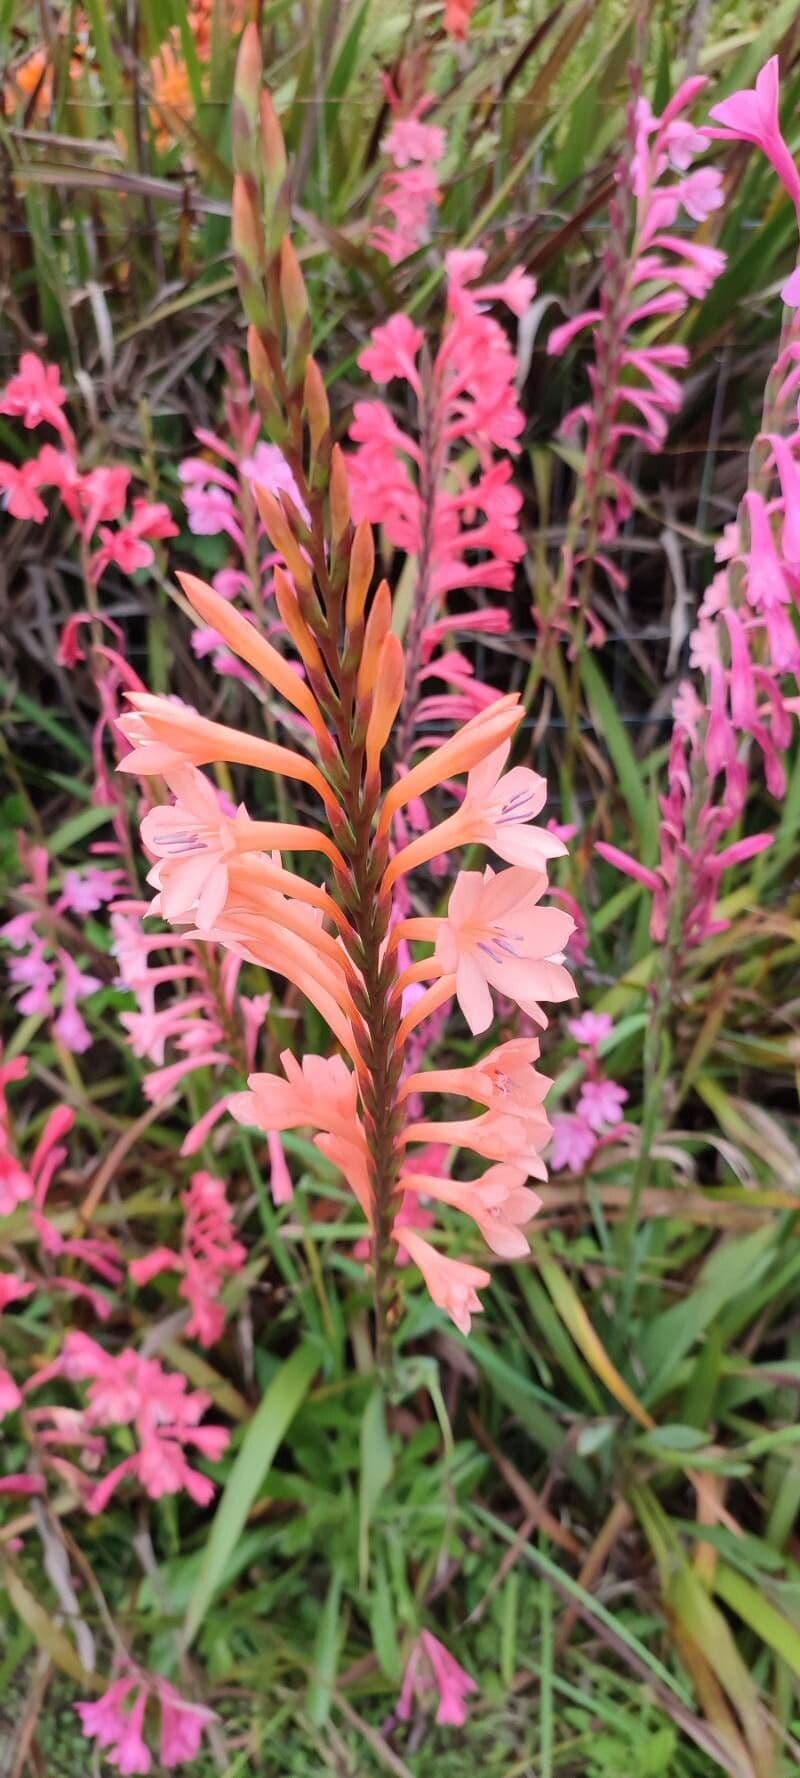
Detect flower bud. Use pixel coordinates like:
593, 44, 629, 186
255, 487, 312, 593
345, 520, 374, 629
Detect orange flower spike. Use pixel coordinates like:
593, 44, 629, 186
365, 633, 406, 791
176, 572, 332, 750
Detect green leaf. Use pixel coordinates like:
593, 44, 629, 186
579, 653, 656, 854
358, 1386, 393, 1586
47, 804, 114, 857
1, 1560, 96, 1687
182, 1340, 319, 1648
307, 1566, 343, 1727
369, 1547, 401, 1682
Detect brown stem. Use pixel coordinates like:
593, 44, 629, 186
393, 349, 441, 771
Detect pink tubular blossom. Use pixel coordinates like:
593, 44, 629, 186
0, 352, 71, 439
434, 865, 575, 1036
77, 1669, 215, 1773
708, 56, 800, 215
398, 1629, 478, 1725
549, 1113, 597, 1174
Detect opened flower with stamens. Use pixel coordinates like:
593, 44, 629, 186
433, 866, 576, 1036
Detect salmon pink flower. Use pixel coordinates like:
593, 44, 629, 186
141, 766, 245, 928
405, 1105, 551, 1179
231, 1050, 360, 1140
434, 866, 575, 1034
398, 1629, 478, 1725
403, 1162, 542, 1259
384, 741, 565, 889
402, 1036, 550, 1114
400, 1229, 491, 1335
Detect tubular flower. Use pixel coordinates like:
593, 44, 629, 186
546, 78, 725, 651
117, 28, 575, 1348
397, 1628, 478, 1725
77, 1665, 215, 1772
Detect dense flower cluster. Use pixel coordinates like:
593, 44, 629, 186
26, 1330, 229, 1513
549, 1013, 629, 1174
130, 1168, 246, 1344
546, 78, 726, 647
0, 354, 176, 576
370, 84, 446, 266
1, 842, 118, 1052
77, 1667, 215, 1774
